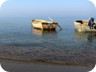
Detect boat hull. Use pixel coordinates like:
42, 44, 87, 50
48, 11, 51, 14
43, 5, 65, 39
32, 20, 58, 30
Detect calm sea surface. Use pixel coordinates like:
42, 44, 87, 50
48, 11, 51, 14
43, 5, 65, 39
0, 17, 96, 72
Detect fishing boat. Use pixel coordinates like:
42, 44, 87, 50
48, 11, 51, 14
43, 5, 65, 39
74, 20, 96, 32
32, 19, 58, 30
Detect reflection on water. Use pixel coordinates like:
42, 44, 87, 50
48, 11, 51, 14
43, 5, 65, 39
74, 30, 96, 42
87, 33, 96, 42
32, 28, 57, 36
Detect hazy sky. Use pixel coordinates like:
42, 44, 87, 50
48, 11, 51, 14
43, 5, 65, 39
0, 0, 96, 18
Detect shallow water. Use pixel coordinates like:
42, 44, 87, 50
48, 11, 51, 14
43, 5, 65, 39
0, 17, 96, 72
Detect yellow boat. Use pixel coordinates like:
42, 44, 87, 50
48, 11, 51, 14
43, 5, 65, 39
32, 19, 58, 30
74, 20, 96, 32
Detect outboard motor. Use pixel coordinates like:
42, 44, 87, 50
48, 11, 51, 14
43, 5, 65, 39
93, 25, 96, 29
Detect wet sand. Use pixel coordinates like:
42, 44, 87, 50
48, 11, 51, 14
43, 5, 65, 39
1, 62, 94, 72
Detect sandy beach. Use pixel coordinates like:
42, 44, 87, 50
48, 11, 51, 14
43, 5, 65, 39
1, 61, 94, 72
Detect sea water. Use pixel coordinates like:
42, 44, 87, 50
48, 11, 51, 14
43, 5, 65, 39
0, 17, 96, 72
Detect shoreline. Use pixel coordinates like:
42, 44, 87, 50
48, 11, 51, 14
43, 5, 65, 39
1, 61, 94, 72
0, 57, 95, 67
